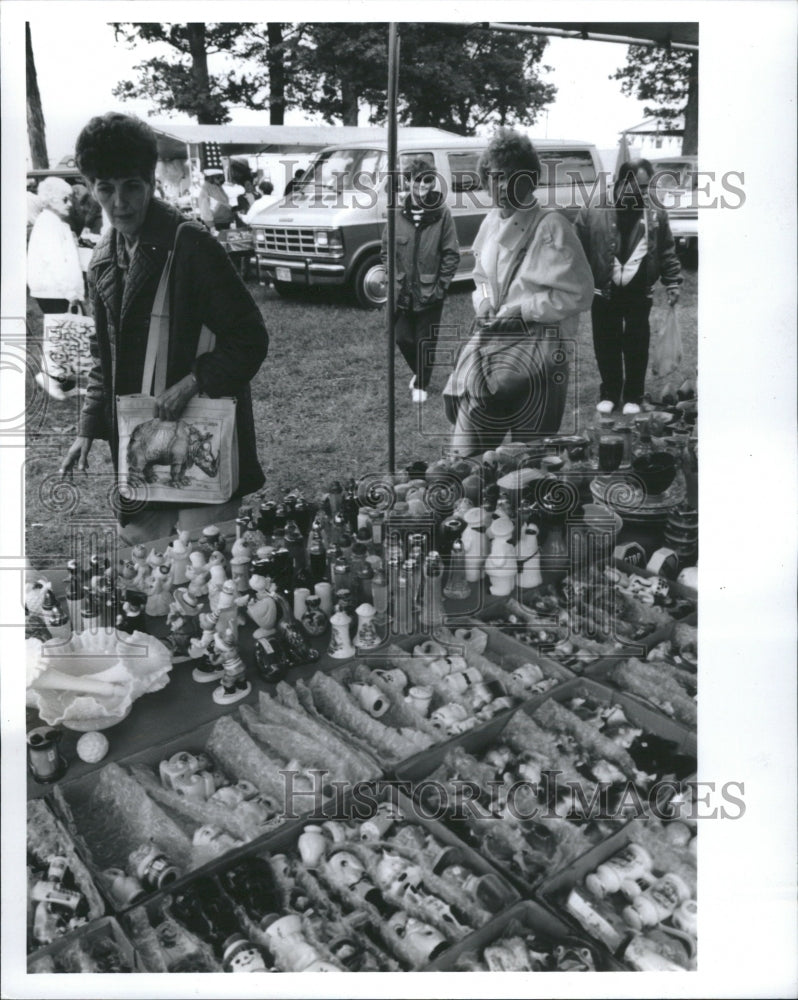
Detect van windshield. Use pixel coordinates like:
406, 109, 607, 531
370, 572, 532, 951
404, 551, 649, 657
301, 148, 388, 192
537, 150, 597, 188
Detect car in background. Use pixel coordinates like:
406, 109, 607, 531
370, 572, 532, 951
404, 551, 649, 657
649, 155, 698, 265
247, 134, 604, 307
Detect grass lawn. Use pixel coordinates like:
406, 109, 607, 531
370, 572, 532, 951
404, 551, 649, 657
26, 263, 697, 565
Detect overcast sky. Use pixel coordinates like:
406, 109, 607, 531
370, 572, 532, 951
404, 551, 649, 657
27, 18, 654, 165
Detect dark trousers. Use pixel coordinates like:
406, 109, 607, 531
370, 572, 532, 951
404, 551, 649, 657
591, 293, 652, 405
395, 301, 444, 390
36, 298, 70, 314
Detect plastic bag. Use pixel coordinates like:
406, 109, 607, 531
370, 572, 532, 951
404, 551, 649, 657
651, 304, 683, 377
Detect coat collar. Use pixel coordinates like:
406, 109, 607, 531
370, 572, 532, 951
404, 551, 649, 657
496, 202, 543, 252
90, 200, 184, 327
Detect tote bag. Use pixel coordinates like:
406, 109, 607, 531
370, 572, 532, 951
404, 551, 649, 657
116, 225, 239, 504
37, 306, 95, 399
443, 209, 557, 424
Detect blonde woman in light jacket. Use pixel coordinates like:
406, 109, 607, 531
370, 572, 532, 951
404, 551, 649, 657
27, 176, 85, 313
445, 130, 593, 457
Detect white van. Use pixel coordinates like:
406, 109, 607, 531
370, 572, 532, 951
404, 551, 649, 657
248, 132, 603, 307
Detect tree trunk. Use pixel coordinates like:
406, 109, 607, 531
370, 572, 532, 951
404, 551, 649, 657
682, 51, 698, 156
341, 78, 359, 126
26, 24, 49, 168
186, 23, 215, 124
266, 23, 286, 125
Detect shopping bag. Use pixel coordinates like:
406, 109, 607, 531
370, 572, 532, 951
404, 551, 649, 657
38, 308, 94, 399
116, 221, 239, 504
651, 304, 683, 377
117, 393, 238, 504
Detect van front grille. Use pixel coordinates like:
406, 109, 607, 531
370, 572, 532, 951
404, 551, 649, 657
254, 227, 318, 255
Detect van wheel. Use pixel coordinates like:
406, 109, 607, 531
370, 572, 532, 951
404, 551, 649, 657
352, 255, 387, 309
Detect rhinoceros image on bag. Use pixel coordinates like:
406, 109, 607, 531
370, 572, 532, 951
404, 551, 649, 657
117, 394, 239, 504
127, 418, 220, 487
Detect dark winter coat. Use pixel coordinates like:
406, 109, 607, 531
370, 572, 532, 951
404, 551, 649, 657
79, 198, 268, 496
380, 193, 460, 310
574, 202, 683, 299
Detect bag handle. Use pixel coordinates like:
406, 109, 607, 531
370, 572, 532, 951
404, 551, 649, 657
494, 207, 548, 312
141, 222, 216, 397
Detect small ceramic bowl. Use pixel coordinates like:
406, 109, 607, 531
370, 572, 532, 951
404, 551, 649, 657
631, 452, 677, 495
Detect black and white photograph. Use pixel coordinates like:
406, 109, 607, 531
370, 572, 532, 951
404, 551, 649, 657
2, 2, 796, 997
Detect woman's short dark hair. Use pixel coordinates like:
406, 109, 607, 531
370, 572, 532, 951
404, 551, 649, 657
403, 157, 436, 183
479, 128, 541, 189
613, 159, 654, 203
259, 180, 274, 196
75, 113, 158, 184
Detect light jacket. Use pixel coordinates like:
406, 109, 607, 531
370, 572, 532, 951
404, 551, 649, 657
574, 202, 682, 298
198, 181, 235, 228
79, 198, 268, 496
27, 208, 85, 301
380, 193, 460, 310
471, 203, 594, 334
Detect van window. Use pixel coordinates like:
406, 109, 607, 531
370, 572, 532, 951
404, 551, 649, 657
537, 150, 597, 188
448, 151, 484, 192
303, 148, 387, 192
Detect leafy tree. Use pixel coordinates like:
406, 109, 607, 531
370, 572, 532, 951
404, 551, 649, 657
111, 23, 303, 125
292, 23, 555, 134
391, 24, 555, 134
613, 46, 698, 155
291, 24, 388, 126
27, 24, 49, 168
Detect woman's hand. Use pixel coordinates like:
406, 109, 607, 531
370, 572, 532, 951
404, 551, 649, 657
476, 296, 496, 327
60, 436, 93, 476
155, 373, 199, 421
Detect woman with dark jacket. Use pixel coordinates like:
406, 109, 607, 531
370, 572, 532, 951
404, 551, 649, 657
381, 158, 460, 402
59, 113, 268, 544
575, 159, 682, 416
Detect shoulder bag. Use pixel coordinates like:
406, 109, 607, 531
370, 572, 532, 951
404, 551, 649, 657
116, 223, 239, 504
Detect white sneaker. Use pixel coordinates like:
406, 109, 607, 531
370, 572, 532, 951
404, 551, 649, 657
411, 387, 428, 403
622, 402, 641, 415
596, 400, 615, 414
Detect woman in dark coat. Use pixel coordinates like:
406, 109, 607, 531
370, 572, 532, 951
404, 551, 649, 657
575, 159, 682, 416
59, 113, 268, 544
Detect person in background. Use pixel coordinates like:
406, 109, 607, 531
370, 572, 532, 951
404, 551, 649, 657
283, 167, 305, 197
59, 112, 268, 545
198, 168, 235, 232
27, 178, 43, 242
445, 129, 593, 455
242, 180, 279, 224
27, 175, 85, 313
381, 157, 460, 403
575, 159, 682, 416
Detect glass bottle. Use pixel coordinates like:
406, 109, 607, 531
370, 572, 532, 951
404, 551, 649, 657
64, 559, 83, 633
419, 552, 444, 628
396, 563, 412, 634
341, 479, 360, 535
308, 529, 328, 585
443, 538, 470, 599
325, 480, 343, 518
332, 555, 354, 598
257, 499, 277, 539
41, 582, 71, 641
284, 519, 308, 577
371, 569, 389, 625
350, 542, 374, 604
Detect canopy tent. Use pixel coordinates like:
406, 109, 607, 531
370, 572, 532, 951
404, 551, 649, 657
150, 124, 458, 160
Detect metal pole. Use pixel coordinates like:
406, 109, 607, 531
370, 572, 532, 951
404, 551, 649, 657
386, 23, 399, 475
483, 22, 698, 52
